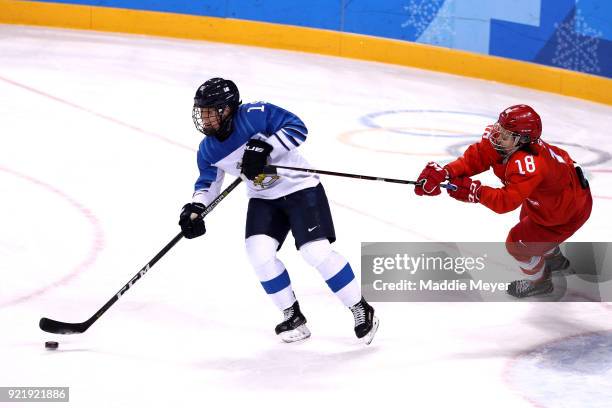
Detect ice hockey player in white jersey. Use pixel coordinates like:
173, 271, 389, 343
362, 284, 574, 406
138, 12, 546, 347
178, 77, 379, 344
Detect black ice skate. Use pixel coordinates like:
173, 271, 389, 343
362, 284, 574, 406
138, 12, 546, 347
275, 301, 311, 343
545, 247, 572, 275
507, 272, 554, 298
349, 297, 379, 345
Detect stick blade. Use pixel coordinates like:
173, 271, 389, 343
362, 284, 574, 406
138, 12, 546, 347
39, 317, 88, 335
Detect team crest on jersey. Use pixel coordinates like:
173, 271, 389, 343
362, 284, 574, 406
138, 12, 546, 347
253, 174, 280, 188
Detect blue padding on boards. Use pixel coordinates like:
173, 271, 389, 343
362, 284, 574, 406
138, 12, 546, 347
326, 263, 355, 293
261, 270, 291, 294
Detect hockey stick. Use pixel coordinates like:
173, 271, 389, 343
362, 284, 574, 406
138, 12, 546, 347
264, 165, 457, 190
39, 177, 243, 335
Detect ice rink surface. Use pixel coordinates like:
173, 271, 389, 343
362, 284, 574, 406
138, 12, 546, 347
1, 25, 611, 407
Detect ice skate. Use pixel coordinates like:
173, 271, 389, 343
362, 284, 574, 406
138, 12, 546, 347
507, 271, 554, 298
350, 297, 379, 345
275, 301, 311, 343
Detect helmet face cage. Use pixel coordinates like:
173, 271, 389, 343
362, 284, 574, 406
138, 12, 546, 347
192, 78, 240, 141
192, 105, 226, 136
490, 122, 522, 154
490, 104, 541, 156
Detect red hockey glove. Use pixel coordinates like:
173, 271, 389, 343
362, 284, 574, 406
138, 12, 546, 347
447, 177, 482, 203
414, 162, 449, 196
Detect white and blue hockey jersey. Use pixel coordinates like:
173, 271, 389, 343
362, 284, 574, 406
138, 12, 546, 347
192, 102, 319, 205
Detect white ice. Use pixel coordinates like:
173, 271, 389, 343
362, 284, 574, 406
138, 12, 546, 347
1, 25, 611, 408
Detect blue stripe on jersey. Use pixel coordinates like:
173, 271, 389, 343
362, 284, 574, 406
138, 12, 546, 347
261, 270, 291, 294
283, 127, 307, 141
325, 263, 355, 293
281, 130, 300, 147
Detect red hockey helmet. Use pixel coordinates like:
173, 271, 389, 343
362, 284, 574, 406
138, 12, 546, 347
489, 105, 542, 156
497, 104, 542, 143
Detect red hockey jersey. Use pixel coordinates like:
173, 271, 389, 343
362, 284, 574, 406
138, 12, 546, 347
445, 128, 590, 227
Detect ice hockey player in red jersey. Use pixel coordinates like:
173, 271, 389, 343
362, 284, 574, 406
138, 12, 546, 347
414, 105, 592, 298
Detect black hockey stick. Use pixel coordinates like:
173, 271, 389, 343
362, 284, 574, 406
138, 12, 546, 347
39, 177, 243, 335
264, 164, 457, 190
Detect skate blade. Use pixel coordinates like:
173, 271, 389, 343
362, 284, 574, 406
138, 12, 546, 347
279, 324, 311, 343
362, 316, 380, 345
512, 291, 555, 299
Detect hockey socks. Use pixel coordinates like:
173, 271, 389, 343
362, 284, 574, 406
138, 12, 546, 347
246, 235, 296, 310
300, 240, 361, 307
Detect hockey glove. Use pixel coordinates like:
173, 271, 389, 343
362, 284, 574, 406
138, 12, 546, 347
447, 177, 482, 203
241, 139, 273, 181
179, 202, 207, 239
415, 162, 450, 196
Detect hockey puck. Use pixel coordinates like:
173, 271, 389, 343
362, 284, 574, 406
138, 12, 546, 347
45, 341, 59, 350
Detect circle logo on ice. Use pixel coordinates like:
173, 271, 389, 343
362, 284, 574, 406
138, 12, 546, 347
361, 110, 496, 138
505, 330, 612, 407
